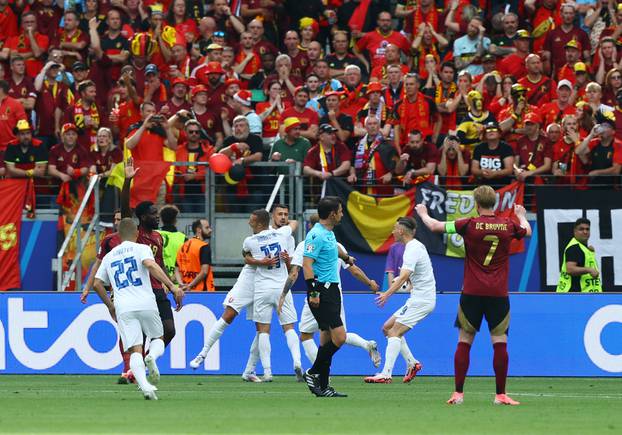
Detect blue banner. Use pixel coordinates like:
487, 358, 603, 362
0, 293, 620, 376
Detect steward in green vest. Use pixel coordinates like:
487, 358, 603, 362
157, 205, 186, 278
557, 218, 602, 293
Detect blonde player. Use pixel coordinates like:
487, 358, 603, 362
365, 217, 436, 384
277, 215, 381, 367
94, 218, 183, 400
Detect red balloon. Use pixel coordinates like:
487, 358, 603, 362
209, 153, 232, 174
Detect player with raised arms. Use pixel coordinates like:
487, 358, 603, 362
415, 185, 531, 406
277, 213, 381, 369
94, 218, 183, 400
365, 216, 436, 384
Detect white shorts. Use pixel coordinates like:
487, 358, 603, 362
252, 289, 298, 325
224, 274, 255, 314
117, 310, 164, 351
299, 298, 346, 334
392, 297, 435, 329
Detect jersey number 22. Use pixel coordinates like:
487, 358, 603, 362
111, 257, 143, 289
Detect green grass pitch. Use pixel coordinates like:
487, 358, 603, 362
0, 375, 619, 434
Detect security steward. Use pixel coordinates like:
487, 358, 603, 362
557, 217, 602, 293
175, 218, 214, 291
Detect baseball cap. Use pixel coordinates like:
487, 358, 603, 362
204, 61, 225, 75
206, 43, 223, 51
574, 62, 587, 73
61, 123, 78, 135
225, 78, 242, 89
72, 61, 88, 72
484, 121, 500, 131
565, 39, 581, 50
324, 90, 343, 99
145, 64, 159, 75
366, 82, 383, 95
516, 29, 531, 39
319, 123, 337, 134
557, 79, 573, 90
171, 77, 188, 88
15, 119, 31, 132
190, 85, 208, 97
283, 117, 301, 132
524, 112, 542, 124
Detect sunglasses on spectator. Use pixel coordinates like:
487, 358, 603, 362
187, 130, 201, 134
214, 31, 225, 37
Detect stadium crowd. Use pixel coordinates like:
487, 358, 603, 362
1, 0, 622, 210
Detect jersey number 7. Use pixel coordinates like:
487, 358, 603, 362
260, 243, 281, 269
111, 257, 143, 289
482, 235, 499, 266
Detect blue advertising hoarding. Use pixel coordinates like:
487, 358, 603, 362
1, 292, 621, 376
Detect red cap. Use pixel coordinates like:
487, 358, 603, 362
294, 85, 309, 95
191, 84, 208, 97
524, 112, 542, 124
366, 82, 383, 95
204, 61, 225, 75
61, 123, 78, 135
324, 90, 343, 99
171, 77, 188, 88
225, 78, 242, 89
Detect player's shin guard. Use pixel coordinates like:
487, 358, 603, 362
244, 333, 260, 374
454, 342, 471, 393
493, 342, 508, 394
302, 339, 318, 364
381, 337, 401, 376
345, 332, 369, 349
148, 338, 165, 360
258, 333, 271, 375
285, 329, 302, 369
311, 341, 340, 389
130, 352, 152, 391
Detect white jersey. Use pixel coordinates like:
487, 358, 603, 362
401, 238, 436, 301
292, 241, 349, 287
243, 226, 293, 288
95, 241, 157, 315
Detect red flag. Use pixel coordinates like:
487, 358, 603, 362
348, 0, 371, 32
0, 179, 28, 290
130, 160, 171, 208
495, 181, 526, 254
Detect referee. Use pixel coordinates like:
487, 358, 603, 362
302, 196, 353, 397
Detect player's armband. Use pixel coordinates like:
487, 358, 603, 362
445, 222, 457, 234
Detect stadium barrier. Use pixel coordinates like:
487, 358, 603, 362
1, 292, 621, 376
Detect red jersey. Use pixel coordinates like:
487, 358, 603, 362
35, 80, 74, 137
4, 33, 50, 77
256, 102, 281, 139
538, 101, 576, 127
96, 227, 165, 290
355, 29, 411, 70
0, 95, 27, 150
404, 141, 439, 169
288, 51, 310, 79
91, 147, 123, 174
234, 50, 261, 76
280, 107, 319, 131
517, 76, 557, 107
48, 143, 92, 173
0, 5, 18, 44
514, 134, 553, 169
544, 26, 590, 72
497, 53, 528, 80
455, 215, 527, 297
192, 108, 223, 138
392, 92, 436, 141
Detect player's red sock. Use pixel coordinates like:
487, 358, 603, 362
454, 341, 471, 393
118, 339, 130, 372
493, 342, 508, 394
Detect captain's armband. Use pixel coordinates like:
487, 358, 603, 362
445, 221, 457, 234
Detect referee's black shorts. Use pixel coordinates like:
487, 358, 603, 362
309, 282, 343, 331
454, 293, 510, 336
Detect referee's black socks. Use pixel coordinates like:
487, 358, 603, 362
310, 341, 341, 389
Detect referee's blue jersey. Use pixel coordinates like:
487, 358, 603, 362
303, 223, 339, 283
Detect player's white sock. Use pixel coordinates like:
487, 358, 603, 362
400, 336, 419, 366
130, 352, 153, 391
148, 338, 165, 361
345, 332, 369, 349
243, 333, 260, 374
258, 332, 271, 373
201, 318, 229, 356
301, 339, 318, 364
285, 329, 302, 369
381, 337, 401, 376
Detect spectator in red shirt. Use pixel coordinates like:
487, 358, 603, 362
283, 30, 309, 79
543, 3, 590, 76
167, 0, 199, 44
162, 77, 191, 116
556, 39, 586, 83
52, 10, 90, 69
247, 19, 278, 58
395, 129, 438, 185
497, 29, 531, 80
602, 69, 622, 108
594, 38, 618, 85
257, 81, 285, 148
125, 101, 178, 161
7, 56, 36, 114
513, 112, 553, 182
0, 80, 27, 151
279, 86, 319, 140
3, 120, 47, 179
189, 84, 224, 146
234, 31, 261, 81
0, 0, 19, 47
552, 114, 586, 184
0, 11, 50, 78
340, 65, 368, 120
539, 79, 577, 128
303, 124, 351, 182
518, 54, 557, 107
48, 123, 94, 185
354, 11, 411, 73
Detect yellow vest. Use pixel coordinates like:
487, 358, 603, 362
556, 238, 602, 293
157, 230, 186, 278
